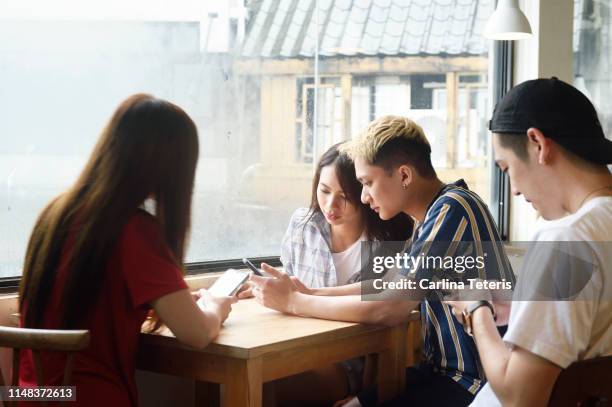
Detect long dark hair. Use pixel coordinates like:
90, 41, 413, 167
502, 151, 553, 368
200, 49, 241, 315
306, 143, 414, 241
19, 94, 199, 329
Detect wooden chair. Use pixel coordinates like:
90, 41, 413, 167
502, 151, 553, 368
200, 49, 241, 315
0, 325, 90, 406
547, 355, 612, 407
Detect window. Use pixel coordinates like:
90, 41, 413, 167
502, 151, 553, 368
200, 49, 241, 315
295, 76, 345, 163
1, 0, 502, 278
574, 0, 612, 141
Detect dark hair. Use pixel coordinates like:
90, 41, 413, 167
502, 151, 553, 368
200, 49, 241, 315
496, 133, 529, 161
497, 131, 608, 167
373, 137, 437, 178
305, 143, 414, 241
20, 94, 199, 329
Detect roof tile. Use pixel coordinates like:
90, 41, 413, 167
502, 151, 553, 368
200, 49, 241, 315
242, 0, 494, 58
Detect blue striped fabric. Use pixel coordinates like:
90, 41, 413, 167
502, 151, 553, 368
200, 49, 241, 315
401, 179, 515, 394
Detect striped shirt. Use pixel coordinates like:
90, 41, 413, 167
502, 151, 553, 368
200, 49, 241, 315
401, 179, 515, 395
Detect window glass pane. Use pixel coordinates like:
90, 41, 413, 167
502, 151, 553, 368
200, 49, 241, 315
0, 0, 495, 277
304, 1, 495, 209
574, 0, 612, 140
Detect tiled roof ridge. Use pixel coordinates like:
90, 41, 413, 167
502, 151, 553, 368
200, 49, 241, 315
242, 0, 495, 58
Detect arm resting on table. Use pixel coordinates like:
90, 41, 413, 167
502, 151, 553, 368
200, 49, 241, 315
310, 282, 361, 296
292, 293, 419, 327
151, 289, 221, 349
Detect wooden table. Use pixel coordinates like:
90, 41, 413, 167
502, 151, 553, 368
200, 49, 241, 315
136, 299, 417, 407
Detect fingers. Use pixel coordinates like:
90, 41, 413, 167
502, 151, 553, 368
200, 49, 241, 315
252, 285, 264, 304
261, 263, 287, 279
236, 282, 254, 299
289, 276, 304, 285
289, 277, 300, 288
191, 290, 201, 301
237, 287, 253, 299
198, 289, 238, 305
198, 288, 211, 300
249, 274, 267, 285
493, 301, 512, 326
289, 276, 311, 294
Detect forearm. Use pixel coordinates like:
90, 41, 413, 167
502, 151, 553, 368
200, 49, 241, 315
196, 300, 222, 342
291, 292, 418, 326
471, 308, 512, 403
154, 290, 223, 349
200, 311, 222, 344
291, 293, 380, 323
471, 307, 560, 406
310, 282, 361, 296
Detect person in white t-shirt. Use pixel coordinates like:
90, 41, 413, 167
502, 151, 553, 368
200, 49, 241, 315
446, 77, 612, 406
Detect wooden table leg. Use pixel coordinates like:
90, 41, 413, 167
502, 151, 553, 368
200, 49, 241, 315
221, 357, 263, 407
377, 324, 407, 402
363, 353, 378, 388
405, 320, 420, 367
195, 381, 220, 407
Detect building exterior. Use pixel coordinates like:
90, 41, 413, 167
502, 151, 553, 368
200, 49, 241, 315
234, 0, 495, 206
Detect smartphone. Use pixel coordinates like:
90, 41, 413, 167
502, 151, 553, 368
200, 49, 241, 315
242, 257, 264, 276
208, 269, 250, 297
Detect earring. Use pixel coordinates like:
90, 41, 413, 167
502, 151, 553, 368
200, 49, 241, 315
402, 184, 408, 190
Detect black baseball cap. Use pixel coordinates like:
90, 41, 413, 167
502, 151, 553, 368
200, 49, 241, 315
489, 77, 612, 164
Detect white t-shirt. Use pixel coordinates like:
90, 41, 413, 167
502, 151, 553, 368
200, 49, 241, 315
331, 233, 367, 286
472, 196, 612, 407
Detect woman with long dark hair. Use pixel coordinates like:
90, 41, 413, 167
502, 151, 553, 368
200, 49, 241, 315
282, 142, 414, 288
262, 143, 414, 404
19, 94, 235, 406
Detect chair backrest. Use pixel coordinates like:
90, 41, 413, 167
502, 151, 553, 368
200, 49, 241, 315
0, 325, 90, 407
548, 355, 612, 407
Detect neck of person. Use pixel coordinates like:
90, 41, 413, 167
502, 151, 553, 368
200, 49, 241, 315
330, 217, 365, 253
561, 163, 612, 214
407, 177, 446, 223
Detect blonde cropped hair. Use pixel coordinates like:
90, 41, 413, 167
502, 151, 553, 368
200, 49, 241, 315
342, 115, 430, 163
341, 115, 436, 177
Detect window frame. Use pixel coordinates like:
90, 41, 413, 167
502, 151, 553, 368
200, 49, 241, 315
0, 256, 284, 292
490, 39, 513, 241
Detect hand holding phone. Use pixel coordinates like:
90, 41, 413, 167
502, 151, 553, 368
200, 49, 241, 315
208, 269, 250, 297
197, 289, 236, 324
242, 257, 264, 276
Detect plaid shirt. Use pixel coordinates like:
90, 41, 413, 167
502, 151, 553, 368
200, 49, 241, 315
281, 207, 372, 288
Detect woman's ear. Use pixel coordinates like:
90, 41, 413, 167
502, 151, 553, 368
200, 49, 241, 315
526, 127, 552, 165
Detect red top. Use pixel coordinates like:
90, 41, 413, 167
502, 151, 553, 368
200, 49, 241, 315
19, 209, 188, 406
